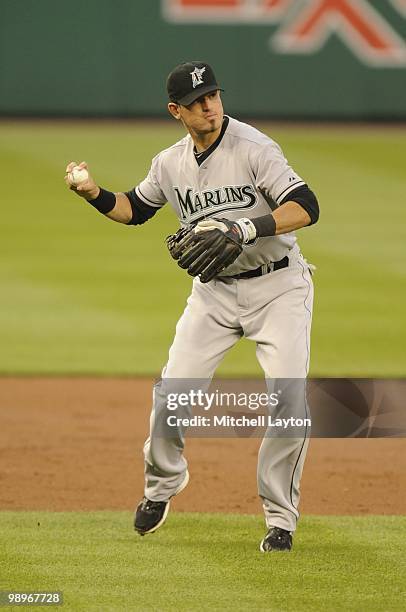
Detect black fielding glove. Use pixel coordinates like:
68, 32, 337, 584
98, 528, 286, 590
166, 226, 193, 260
172, 218, 244, 283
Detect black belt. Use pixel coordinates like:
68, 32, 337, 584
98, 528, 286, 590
230, 256, 289, 280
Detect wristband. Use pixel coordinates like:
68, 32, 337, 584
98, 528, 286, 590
87, 188, 116, 214
235, 218, 257, 244
252, 214, 276, 238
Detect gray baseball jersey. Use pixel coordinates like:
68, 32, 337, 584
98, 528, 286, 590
135, 116, 305, 275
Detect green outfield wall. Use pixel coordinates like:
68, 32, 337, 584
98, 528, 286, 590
1, 0, 405, 118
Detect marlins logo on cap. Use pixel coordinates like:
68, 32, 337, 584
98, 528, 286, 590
191, 66, 206, 88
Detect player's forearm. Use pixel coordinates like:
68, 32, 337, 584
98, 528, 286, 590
235, 202, 311, 244
86, 189, 133, 224
271, 201, 311, 235
87, 188, 159, 226
237, 187, 318, 242
105, 193, 133, 224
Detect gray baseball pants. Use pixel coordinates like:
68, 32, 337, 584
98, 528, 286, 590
143, 250, 313, 532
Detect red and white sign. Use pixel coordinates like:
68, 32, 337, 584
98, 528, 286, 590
273, 0, 406, 66
162, 0, 293, 23
162, 0, 406, 66
391, 0, 406, 17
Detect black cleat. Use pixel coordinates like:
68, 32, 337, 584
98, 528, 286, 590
134, 470, 189, 536
134, 498, 169, 536
260, 526, 293, 552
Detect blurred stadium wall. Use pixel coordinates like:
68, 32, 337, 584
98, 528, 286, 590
1, 0, 405, 119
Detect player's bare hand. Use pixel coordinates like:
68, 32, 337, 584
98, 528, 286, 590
64, 161, 100, 200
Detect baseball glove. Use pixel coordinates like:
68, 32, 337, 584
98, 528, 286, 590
166, 218, 243, 283
166, 226, 191, 260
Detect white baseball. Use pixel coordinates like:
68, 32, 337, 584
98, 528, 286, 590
69, 166, 89, 185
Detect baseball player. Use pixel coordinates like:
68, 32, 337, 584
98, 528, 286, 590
65, 61, 319, 552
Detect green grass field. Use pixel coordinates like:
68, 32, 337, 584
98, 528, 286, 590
1, 512, 405, 611
1, 121, 405, 376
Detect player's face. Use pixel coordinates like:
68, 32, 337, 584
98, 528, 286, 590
169, 91, 224, 136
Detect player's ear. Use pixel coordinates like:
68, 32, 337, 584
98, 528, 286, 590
168, 102, 181, 120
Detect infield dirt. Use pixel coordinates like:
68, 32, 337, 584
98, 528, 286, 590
1, 377, 405, 515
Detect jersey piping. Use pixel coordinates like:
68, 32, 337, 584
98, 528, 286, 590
136, 186, 165, 208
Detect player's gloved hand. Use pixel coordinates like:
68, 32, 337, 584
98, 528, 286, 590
170, 217, 251, 283
64, 161, 99, 200
166, 226, 193, 260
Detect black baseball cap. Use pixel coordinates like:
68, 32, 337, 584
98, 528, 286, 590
167, 61, 223, 106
